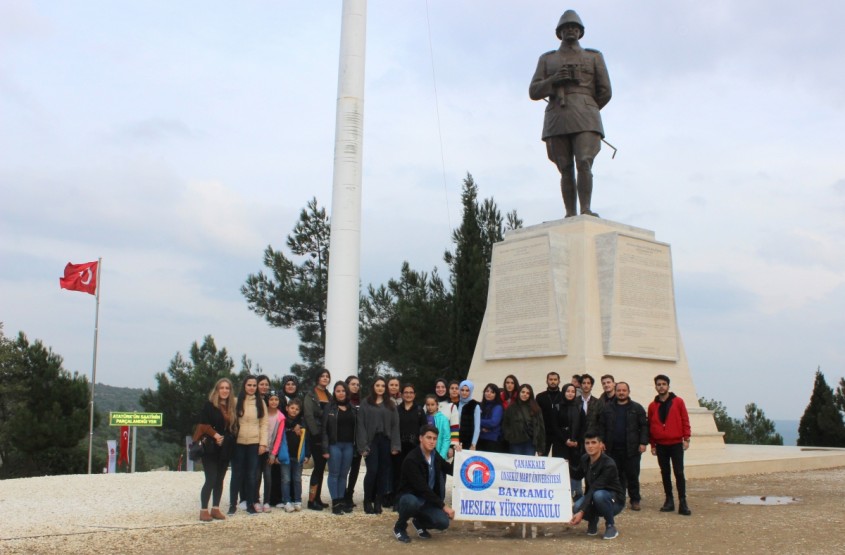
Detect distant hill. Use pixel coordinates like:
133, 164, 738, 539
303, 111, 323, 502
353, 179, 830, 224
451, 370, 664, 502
774, 420, 799, 446
94, 383, 145, 414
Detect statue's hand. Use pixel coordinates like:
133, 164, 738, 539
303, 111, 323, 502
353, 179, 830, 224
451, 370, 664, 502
552, 66, 571, 84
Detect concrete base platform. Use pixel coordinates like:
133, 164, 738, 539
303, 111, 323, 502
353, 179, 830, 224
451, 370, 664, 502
639, 444, 845, 483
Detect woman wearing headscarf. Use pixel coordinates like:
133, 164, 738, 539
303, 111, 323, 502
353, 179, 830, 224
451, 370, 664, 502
457, 379, 481, 451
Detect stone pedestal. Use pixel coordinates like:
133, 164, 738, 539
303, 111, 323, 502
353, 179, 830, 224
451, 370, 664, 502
467, 216, 723, 448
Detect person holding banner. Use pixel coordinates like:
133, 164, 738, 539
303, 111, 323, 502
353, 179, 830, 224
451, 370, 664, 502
393, 425, 455, 543
195, 378, 236, 521
570, 432, 625, 540
503, 384, 546, 456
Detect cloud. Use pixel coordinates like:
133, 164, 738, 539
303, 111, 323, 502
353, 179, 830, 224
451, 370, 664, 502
108, 118, 198, 145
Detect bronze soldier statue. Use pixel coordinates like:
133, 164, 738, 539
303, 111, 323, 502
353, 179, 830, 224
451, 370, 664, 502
530, 10, 611, 218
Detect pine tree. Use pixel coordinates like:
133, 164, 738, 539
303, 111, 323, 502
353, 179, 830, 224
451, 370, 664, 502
444, 173, 521, 373
242, 197, 330, 381
740, 403, 783, 445
0, 331, 92, 476
140, 336, 237, 444
798, 368, 845, 447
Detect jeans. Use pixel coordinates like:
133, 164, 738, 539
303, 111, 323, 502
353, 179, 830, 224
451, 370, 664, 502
327, 442, 354, 500
509, 441, 535, 456
229, 443, 259, 507
395, 493, 451, 532
570, 477, 583, 498
281, 461, 303, 504
573, 489, 625, 527
656, 442, 686, 499
363, 434, 392, 500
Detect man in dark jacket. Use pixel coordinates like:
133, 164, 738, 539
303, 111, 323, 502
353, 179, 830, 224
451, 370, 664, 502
393, 425, 455, 543
570, 432, 625, 540
536, 372, 565, 457
597, 382, 648, 511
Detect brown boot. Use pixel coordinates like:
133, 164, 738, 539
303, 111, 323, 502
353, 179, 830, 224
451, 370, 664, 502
210, 507, 226, 520
199, 509, 212, 522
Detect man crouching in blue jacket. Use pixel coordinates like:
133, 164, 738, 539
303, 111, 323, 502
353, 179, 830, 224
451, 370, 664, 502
569, 431, 626, 540
393, 425, 455, 543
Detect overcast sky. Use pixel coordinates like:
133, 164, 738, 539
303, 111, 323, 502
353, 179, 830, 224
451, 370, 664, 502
2, 1, 844, 421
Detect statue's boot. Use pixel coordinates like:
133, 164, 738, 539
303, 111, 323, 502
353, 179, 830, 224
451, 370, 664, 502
577, 175, 599, 218
561, 175, 578, 217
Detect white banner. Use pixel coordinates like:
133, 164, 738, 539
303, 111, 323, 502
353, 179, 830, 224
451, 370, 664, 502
106, 440, 117, 473
452, 451, 572, 523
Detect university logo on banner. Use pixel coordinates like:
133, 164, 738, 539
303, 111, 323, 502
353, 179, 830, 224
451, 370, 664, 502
452, 451, 572, 523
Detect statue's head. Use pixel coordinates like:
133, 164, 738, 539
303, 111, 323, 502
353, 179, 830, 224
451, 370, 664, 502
556, 10, 585, 40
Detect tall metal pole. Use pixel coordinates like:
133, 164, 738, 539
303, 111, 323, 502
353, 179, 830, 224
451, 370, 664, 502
325, 0, 367, 377
86, 257, 102, 474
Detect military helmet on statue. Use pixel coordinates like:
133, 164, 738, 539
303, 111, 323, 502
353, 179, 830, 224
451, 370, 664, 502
556, 10, 585, 39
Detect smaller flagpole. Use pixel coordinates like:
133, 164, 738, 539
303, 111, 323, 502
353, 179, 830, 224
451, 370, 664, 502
86, 257, 103, 474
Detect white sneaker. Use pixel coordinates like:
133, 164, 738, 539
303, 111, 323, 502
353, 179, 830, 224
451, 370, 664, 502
263, 503, 271, 512
275, 503, 286, 508
285, 503, 295, 513
293, 502, 302, 511
238, 501, 247, 510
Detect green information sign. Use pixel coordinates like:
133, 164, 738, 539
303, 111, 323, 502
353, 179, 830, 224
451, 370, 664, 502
109, 412, 163, 427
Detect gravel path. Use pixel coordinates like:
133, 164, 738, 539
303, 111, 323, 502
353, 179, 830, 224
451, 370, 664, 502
2, 467, 844, 554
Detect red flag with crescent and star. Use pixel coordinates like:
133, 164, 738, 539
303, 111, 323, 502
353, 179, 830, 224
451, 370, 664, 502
118, 426, 129, 467
59, 261, 98, 295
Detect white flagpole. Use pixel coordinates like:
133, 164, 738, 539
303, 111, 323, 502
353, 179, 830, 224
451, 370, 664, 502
87, 257, 103, 474
325, 0, 367, 377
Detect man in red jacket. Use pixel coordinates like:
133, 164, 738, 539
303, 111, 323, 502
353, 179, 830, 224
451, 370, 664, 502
647, 375, 692, 516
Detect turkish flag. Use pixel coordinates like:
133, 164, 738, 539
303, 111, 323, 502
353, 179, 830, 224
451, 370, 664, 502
59, 261, 98, 295
118, 426, 129, 467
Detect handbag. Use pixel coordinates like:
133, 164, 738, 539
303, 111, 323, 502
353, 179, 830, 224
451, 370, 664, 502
188, 435, 217, 461
188, 439, 205, 461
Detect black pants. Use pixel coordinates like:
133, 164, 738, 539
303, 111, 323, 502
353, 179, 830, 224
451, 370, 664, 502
476, 438, 503, 453
656, 442, 686, 499
200, 450, 231, 509
346, 450, 362, 500
310, 437, 327, 500
544, 436, 566, 458
609, 447, 642, 503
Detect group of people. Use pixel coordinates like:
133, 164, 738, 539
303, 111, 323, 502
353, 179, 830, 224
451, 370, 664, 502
192, 369, 692, 543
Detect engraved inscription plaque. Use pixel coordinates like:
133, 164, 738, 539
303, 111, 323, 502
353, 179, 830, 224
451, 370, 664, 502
597, 233, 679, 360
484, 235, 566, 359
